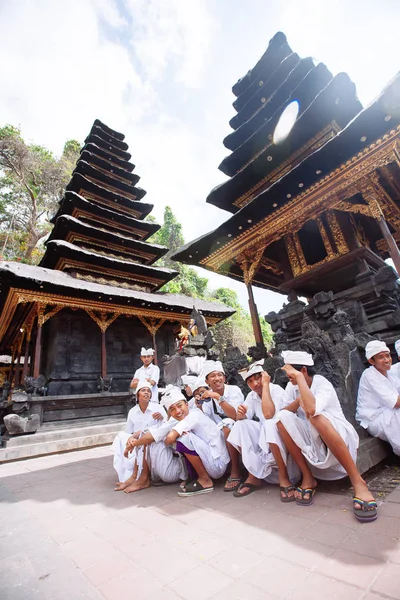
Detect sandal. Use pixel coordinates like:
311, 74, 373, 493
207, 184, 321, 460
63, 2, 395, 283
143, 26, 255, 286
224, 477, 242, 492
296, 487, 316, 506
178, 480, 214, 497
233, 482, 262, 498
280, 484, 297, 503
353, 497, 378, 522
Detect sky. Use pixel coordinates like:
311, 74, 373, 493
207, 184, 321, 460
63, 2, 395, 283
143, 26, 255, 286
0, 0, 398, 315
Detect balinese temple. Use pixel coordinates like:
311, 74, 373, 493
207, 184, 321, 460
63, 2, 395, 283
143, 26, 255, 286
173, 32, 400, 471
0, 119, 232, 457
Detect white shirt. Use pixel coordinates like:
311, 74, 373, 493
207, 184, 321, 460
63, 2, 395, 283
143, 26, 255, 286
149, 418, 178, 443
126, 401, 164, 434
244, 383, 285, 422
390, 361, 400, 380
356, 365, 400, 428
202, 383, 244, 425
134, 363, 160, 403
173, 407, 228, 460
282, 375, 347, 422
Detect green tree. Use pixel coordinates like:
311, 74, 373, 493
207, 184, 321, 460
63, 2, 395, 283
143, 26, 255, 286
149, 206, 208, 297
0, 125, 80, 263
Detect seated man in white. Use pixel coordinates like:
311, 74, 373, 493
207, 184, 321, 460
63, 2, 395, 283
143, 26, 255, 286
112, 381, 164, 492
274, 351, 377, 522
199, 360, 244, 490
226, 361, 290, 497
357, 340, 400, 456
130, 347, 160, 403
163, 387, 230, 496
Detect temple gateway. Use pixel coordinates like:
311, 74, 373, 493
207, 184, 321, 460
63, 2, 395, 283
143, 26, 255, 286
173, 32, 400, 472
0, 120, 232, 459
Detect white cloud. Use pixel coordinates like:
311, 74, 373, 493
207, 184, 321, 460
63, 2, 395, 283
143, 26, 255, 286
126, 0, 217, 88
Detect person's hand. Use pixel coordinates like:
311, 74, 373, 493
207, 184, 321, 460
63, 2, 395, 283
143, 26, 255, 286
152, 412, 163, 421
261, 370, 271, 386
124, 436, 138, 457
237, 404, 247, 420
184, 384, 193, 397
282, 364, 300, 382
201, 390, 222, 402
130, 377, 139, 389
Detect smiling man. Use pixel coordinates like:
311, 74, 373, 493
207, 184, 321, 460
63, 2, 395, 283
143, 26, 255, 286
357, 340, 400, 456
226, 362, 290, 497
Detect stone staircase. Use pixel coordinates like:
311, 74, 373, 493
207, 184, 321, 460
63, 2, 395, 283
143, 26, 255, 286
0, 417, 125, 462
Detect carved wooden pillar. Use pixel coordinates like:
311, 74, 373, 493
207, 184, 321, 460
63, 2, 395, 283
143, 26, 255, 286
137, 317, 166, 365
14, 333, 24, 386
85, 310, 119, 378
237, 245, 266, 346
33, 321, 43, 379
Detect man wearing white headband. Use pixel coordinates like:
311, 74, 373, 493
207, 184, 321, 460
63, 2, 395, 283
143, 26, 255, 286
272, 350, 377, 522
130, 347, 160, 403
199, 360, 244, 489
226, 361, 296, 497
357, 340, 400, 457
161, 385, 230, 496
112, 381, 165, 492
120, 385, 187, 492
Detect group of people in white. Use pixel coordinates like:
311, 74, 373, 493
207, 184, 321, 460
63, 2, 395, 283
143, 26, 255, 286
112, 339, 400, 523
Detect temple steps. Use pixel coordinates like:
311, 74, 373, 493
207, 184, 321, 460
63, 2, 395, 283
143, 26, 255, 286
0, 417, 124, 463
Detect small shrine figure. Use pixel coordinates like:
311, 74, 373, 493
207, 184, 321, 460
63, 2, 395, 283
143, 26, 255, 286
189, 318, 198, 337
178, 326, 190, 351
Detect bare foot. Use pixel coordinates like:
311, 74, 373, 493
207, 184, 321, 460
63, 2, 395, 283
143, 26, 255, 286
123, 478, 151, 494
114, 480, 133, 491
295, 476, 317, 502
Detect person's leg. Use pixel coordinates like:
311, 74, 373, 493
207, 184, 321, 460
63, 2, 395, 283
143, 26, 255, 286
277, 420, 317, 502
175, 440, 213, 489
114, 461, 138, 491
311, 414, 375, 504
123, 446, 151, 493
223, 425, 243, 489
269, 443, 296, 501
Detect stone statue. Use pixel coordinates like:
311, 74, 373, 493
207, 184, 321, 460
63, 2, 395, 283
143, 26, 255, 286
4, 412, 40, 435
98, 376, 113, 393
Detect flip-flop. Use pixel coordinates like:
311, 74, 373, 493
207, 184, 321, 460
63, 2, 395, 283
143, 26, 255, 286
224, 477, 242, 492
353, 497, 378, 522
280, 484, 297, 503
178, 480, 214, 497
296, 487, 316, 506
233, 482, 262, 498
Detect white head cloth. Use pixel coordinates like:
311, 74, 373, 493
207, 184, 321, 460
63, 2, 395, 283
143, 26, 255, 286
201, 360, 225, 379
365, 340, 390, 360
136, 380, 152, 393
181, 375, 198, 388
191, 377, 208, 394
395, 339, 400, 356
240, 359, 264, 381
140, 347, 155, 356
161, 385, 185, 411
281, 350, 314, 366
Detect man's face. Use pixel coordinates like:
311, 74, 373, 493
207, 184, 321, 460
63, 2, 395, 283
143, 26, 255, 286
206, 370, 225, 391
141, 355, 153, 367
138, 387, 151, 402
246, 373, 262, 394
369, 351, 392, 373
168, 400, 189, 421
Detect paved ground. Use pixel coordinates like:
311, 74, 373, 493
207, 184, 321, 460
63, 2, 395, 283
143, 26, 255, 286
1, 446, 400, 600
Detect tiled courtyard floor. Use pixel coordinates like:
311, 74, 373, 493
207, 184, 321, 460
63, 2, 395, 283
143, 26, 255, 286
1, 446, 400, 600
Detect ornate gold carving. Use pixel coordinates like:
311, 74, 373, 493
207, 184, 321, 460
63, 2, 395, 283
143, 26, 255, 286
86, 309, 119, 332
292, 233, 307, 272
326, 211, 349, 255
74, 205, 145, 237
0, 288, 224, 345
316, 217, 334, 259
259, 257, 283, 276
66, 232, 155, 264
74, 272, 149, 292
138, 317, 166, 336
202, 127, 400, 271
233, 122, 341, 209
332, 200, 372, 217
285, 234, 301, 277
236, 244, 267, 285
83, 175, 137, 201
